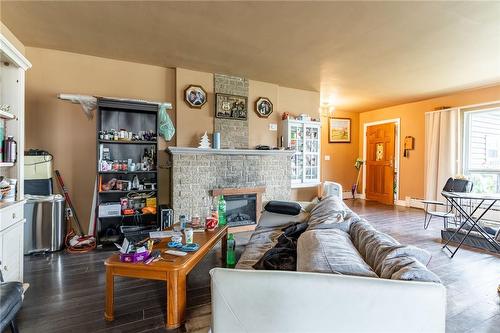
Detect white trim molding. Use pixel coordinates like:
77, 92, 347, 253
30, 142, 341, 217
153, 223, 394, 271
342, 191, 363, 199
362, 118, 401, 203
0, 33, 32, 70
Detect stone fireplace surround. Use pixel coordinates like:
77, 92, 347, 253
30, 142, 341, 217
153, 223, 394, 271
167, 147, 293, 227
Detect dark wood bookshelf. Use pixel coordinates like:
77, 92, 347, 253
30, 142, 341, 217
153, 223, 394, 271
96, 98, 159, 245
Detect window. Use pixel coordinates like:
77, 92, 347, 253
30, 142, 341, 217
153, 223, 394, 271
463, 109, 500, 194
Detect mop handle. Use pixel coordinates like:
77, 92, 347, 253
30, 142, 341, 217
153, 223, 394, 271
55, 170, 85, 236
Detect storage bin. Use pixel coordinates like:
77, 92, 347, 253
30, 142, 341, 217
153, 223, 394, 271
24, 155, 53, 180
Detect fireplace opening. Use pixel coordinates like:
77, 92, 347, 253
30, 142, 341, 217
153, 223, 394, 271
224, 194, 257, 227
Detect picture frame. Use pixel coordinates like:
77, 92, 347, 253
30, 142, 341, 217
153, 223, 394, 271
255, 97, 273, 118
184, 85, 207, 108
215, 93, 248, 120
329, 117, 351, 143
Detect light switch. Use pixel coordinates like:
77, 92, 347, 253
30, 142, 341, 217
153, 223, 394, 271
269, 123, 277, 131
324, 155, 331, 161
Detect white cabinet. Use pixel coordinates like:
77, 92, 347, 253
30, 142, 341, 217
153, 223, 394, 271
0, 33, 31, 282
0, 212, 24, 282
283, 119, 321, 186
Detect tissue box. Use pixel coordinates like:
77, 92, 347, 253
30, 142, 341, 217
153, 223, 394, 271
119, 251, 150, 263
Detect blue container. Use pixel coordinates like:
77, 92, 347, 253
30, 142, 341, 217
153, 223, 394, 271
213, 132, 221, 149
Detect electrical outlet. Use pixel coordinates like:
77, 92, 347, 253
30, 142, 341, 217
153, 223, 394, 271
66, 207, 73, 217
269, 123, 277, 131
324, 155, 331, 161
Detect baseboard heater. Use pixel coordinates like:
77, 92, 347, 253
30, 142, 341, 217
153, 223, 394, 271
441, 229, 499, 254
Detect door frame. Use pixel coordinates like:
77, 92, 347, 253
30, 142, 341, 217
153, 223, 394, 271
362, 118, 401, 203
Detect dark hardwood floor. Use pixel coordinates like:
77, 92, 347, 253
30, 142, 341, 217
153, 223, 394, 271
12, 200, 500, 333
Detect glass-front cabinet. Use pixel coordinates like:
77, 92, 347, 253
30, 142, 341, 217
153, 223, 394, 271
283, 119, 321, 186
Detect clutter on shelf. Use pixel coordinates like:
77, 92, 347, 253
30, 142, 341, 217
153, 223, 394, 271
0, 176, 17, 202
99, 145, 156, 172
281, 112, 320, 123
98, 129, 157, 142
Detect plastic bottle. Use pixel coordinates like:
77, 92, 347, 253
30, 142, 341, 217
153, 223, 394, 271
218, 195, 227, 226
3, 136, 16, 163
226, 233, 236, 268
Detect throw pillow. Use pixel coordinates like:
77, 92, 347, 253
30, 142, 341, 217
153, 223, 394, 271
264, 200, 302, 215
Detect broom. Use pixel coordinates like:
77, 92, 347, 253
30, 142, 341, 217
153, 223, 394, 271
351, 158, 364, 199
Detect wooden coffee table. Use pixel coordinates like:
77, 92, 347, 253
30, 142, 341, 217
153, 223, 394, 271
104, 225, 228, 329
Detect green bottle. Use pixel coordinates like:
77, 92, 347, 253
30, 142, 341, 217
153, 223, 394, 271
218, 195, 227, 226
226, 233, 236, 268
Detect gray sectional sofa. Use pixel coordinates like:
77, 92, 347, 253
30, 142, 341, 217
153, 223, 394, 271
210, 195, 446, 332
236, 196, 441, 283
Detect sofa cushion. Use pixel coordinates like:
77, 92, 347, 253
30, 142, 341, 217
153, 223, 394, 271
265, 200, 302, 215
256, 210, 309, 230
350, 219, 400, 265
235, 227, 283, 270
307, 195, 357, 232
297, 229, 378, 278
349, 218, 376, 248
380, 256, 441, 283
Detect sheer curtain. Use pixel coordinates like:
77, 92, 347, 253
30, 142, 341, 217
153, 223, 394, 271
424, 108, 462, 201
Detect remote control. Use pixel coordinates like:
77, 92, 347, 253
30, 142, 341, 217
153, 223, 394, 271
165, 250, 188, 256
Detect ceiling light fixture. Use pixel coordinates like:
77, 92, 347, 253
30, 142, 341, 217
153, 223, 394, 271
320, 103, 335, 118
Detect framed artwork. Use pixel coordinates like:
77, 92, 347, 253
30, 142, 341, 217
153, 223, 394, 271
329, 117, 351, 143
184, 85, 207, 108
215, 93, 248, 120
255, 97, 273, 118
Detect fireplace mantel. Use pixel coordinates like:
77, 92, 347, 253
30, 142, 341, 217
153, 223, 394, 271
167, 147, 293, 156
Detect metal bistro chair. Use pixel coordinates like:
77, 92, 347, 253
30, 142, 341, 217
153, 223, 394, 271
422, 177, 473, 230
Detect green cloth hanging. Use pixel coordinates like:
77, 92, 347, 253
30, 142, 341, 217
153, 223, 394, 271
159, 103, 175, 141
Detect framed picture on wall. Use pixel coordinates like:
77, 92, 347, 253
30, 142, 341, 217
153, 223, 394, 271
329, 117, 351, 143
255, 97, 273, 118
215, 93, 248, 120
184, 85, 207, 108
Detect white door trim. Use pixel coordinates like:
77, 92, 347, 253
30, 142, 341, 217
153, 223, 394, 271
362, 118, 401, 203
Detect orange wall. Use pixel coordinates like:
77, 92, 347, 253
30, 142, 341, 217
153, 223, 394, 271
175, 68, 322, 201
25, 47, 176, 233
321, 111, 360, 195
175, 68, 315, 149
359, 84, 500, 200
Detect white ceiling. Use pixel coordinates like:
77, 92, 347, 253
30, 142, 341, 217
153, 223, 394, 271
2, 1, 500, 112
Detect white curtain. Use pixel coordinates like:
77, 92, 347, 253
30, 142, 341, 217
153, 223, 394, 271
424, 108, 462, 201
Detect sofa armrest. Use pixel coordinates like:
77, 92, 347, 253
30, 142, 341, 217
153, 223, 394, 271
210, 268, 446, 333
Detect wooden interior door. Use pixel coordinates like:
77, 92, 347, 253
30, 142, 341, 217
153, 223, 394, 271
366, 123, 395, 205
